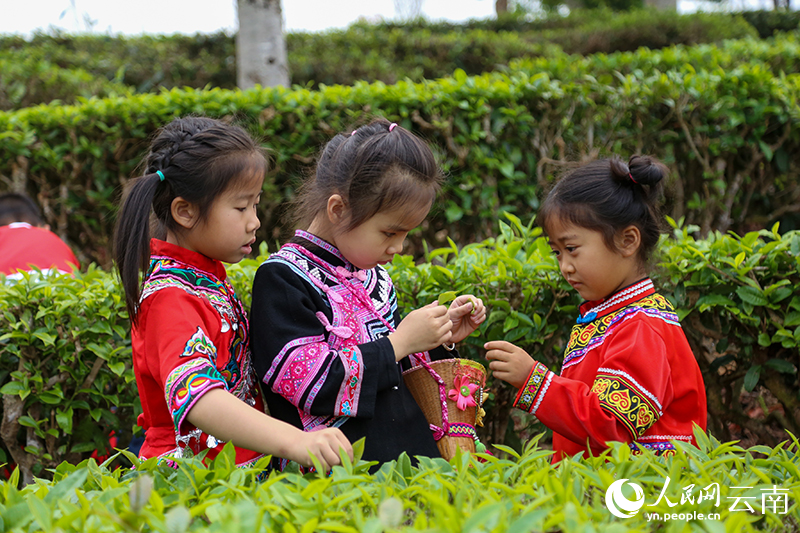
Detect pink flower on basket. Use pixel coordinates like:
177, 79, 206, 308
448, 376, 478, 411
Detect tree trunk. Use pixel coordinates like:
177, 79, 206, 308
236, 0, 289, 89
496, 0, 509, 13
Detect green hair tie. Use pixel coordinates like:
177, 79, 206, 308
156, 170, 165, 182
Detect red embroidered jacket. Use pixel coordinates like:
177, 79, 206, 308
132, 240, 265, 467
0, 222, 79, 278
513, 278, 707, 461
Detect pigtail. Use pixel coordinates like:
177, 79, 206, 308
113, 172, 163, 323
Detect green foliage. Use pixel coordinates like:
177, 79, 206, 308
0, 31, 237, 102
3, 30, 800, 266
741, 9, 800, 38
0, 9, 759, 107
658, 218, 800, 444
0, 56, 131, 111
0, 267, 135, 485
287, 24, 561, 88
1, 433, 799, 530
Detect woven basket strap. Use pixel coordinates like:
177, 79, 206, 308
448, 423, 478, 440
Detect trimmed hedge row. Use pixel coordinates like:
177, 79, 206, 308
0, 8, 759, 108
1, 220, 797, 485
2, 33, 800, 266
0, 433, 798, 530
0, 56, 131, 111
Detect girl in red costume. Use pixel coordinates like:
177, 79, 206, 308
485, 155, 707, 461
114, 116, 351, 471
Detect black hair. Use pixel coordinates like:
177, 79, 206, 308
0, 192, 43, 226
292, 118, 443, 232
113, 116, 267, 322
538, 155, 667, 265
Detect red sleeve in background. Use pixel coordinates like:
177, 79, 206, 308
0, 224, 79, 276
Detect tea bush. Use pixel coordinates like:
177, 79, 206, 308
0, 267, 135, 486
3, 33, 800, 266
2, 218, 798, 483
0, 8, 759, 105
0, 56, 131, 111
1, 432, 798, 531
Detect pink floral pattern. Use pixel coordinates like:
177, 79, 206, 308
448, 376, 478, 411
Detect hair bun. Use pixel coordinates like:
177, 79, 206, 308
628, 155, 667, 187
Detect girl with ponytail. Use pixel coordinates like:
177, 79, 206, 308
485, 155, 707, 462
114, 116, 351, 472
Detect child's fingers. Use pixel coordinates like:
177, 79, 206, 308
485, 349, 510, 363
484, 340, 517, 352
329, 429, 353, 457
319, 444, 342, 471
470, 307, 487, 324
487, 359, 506, 371
491, 367, 518, 383
428, 303, 449, 317
452, 295, 473, 307
449, 301, 473, 318
326, 429, 353, 461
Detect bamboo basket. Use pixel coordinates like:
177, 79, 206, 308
402, 358, 487, 460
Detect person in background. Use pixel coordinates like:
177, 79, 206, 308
0, 192, 80, 279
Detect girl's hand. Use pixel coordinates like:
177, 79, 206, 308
389, 301, 452, 361
484, 340, 535, 389
289, 427, 353, 473
448, 295, 487, 344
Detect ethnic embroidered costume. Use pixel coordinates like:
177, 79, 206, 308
513, 278, 707, 461
132, 239, 265, 467
250, 230, 451, 465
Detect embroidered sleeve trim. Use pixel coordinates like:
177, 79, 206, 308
335, 346, 364, 416
531, 371, 553, 416
591, 372, 661, 439
637, 434, 692, 442
269, 341, 366, 418
629, 441, 677, 457
165, 358, 227, 434
513, 361, 550, 413
263, 335, 326, 384
271, 342, 333, 407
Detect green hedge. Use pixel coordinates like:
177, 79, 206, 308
2, 220, 798, 484
741, 9, 800, 38
0, 56, 131, 111
0, 433, 798, 530
0, 8, 758, 109
2, 33, 800, 266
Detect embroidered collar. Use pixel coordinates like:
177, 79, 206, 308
576, 278, 655, 324
291, 230, 368, 277
149, 239, 228, 281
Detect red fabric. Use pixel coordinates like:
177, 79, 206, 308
132, 240, 265, 467
514, 281, 707, 462
0, 223, 79, 276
